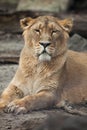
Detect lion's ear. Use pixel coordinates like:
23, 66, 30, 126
20, 17, 33, 30
59, 18, 73, 32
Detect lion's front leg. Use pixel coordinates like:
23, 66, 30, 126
0, 84, 24, 110
6, 91, 57, 114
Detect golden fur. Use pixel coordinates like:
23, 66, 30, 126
0, 16, 87, 114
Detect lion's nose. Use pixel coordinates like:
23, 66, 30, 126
39, 42, 51, 48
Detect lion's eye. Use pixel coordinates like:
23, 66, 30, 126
34, 29, 40, 33
52, 30, 59, 34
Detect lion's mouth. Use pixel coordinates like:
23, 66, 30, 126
41, 50, 46, 54
38, 50, 51, 61
40, 50, 50, 55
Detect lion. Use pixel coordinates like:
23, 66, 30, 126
0, 16, 87, 115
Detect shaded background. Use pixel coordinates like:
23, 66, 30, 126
0, 0, 87, 35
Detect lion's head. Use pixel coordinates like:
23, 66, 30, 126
20, 16, 73, 61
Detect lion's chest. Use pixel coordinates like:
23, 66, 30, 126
21, 74, 46, 96
21, 70, 55, 96
18, 63, 58, 96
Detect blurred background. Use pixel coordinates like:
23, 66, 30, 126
0, 1, 87, 129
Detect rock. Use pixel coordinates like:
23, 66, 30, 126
0, 0, 19, 12
0, 64, 18, 94
68, 34, 87, 51
17, 0, 72, 12
0, 34, 23, 63
72, 0, 87, 11
0, 110, 47, 130
72, 15, 87, 38
0, 108, 87, 130
37, 113, 87, 130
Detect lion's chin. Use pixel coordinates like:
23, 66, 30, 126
39, 53, 51, 62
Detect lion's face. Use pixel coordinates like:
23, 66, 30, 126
20, 16, 73, 61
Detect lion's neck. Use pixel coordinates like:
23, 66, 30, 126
19, 46, 67, 78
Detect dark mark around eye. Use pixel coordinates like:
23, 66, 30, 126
34, 29, 40, 33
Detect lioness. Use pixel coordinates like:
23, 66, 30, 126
0, 16, 87, 114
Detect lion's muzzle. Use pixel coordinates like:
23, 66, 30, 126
38, 41, 52, 61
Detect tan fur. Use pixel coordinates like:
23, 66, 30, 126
0, 16, 87, 114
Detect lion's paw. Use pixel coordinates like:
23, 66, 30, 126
5, 100, 27, 114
